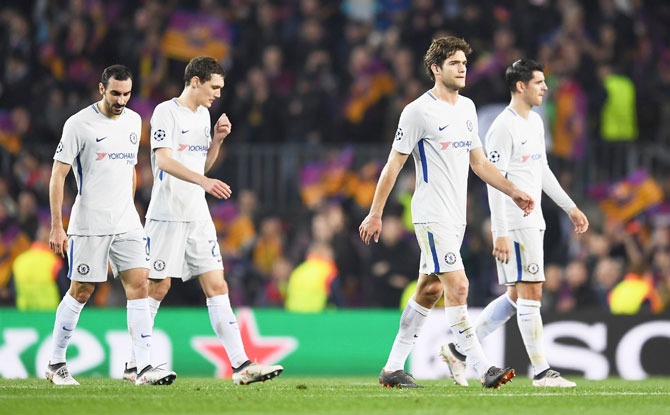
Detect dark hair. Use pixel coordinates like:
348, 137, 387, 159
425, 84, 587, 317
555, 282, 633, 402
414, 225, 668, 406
505, 59, 544, 93
101, 65, 133, 88
423, 37, 472, 81
184, 56, 226, 85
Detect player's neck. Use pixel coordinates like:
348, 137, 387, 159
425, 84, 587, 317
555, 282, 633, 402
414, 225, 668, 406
96, 101, 121, 120
431, 84, 459, 105
509, 96, 532, 119
176, 90, 200, 112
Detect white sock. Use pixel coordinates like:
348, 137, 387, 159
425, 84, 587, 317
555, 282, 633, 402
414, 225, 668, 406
207, 294, 249, 368
445, 305, 491, 378
384, 298, 430, 372
50, 292, 86, 364
128, 297, 161, 367
517, 298, 549, 376
475, 292, 517, 340
127, 298, 152, 372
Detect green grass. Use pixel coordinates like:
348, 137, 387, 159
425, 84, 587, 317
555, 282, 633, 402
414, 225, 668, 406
2, 377, 669, 415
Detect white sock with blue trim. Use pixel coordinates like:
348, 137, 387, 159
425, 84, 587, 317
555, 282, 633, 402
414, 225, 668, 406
517, 298, 549, 376
207, 294, 249, 368
475, 292, 517, 341
127, 298, 152, 372
445, 304, 491, 378
384, 298, 430, 372
50, 292, 86, 364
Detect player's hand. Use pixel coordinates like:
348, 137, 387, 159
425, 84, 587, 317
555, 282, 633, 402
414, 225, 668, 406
492, 236, 511, 263
511, 189, 535, 217
200, 177, 232, 199
359, 214, 382, 245
49, 226, 68, 258
569, 207, 589, 234
213, 113, 232, 143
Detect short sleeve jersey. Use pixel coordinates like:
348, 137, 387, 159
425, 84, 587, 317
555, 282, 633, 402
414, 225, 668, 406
145, 98, 212, 222
53, 103, 143, 235
485, 107, 547, 230
392, 91, 482, 225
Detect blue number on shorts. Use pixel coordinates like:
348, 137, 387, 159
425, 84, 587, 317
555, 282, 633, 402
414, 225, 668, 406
144, 237, 150, 261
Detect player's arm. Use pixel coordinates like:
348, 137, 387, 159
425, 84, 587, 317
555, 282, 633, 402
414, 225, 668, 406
154, 147, 231, 199
541, 163, 588, 233
470, 147, 534, 216
205, 113, 232, 173
359, 149, 409, 245
49, 160, 71, 257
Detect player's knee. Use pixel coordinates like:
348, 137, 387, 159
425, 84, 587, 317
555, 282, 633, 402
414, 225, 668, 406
416, 281, 442, 305
70, 284, 94, 303
149, 279, 171, 300
448, 278, 469, 300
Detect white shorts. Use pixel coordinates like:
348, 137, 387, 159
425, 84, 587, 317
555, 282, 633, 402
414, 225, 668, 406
66, 229, 149, 283
497, 228, 545, 285
414, 223, 465, 275
145, 220, 223, 281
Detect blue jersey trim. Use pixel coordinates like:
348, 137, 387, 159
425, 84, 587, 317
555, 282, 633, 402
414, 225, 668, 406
418, 140, 428, 183
514, 241, 522, 281
67, 239, 74, 280
427, 91, 438, 101
428, 231, 440, 274
75, 155, 83, 195
159, 170, 164, 181
91, 103, 99, 114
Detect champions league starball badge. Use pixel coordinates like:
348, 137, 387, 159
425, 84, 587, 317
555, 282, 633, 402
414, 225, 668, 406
488, 150, 500, 163
154, 129, 166, 141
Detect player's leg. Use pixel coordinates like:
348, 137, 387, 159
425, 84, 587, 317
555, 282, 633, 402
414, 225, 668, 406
46, 234, 109, 385
380, 273, 441, 388
440, 269, 515, 388
123, 221, 185, 380
189, 221, 282, 385
112, 229, 175, 385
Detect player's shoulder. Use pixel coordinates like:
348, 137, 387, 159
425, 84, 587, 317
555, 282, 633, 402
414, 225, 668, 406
153, 99, 178, 114
528, 109, 544, 126
401, 91, 434, 118
457, 94, 476, 109
122, 107, 141, 122
63, 104, 98, 130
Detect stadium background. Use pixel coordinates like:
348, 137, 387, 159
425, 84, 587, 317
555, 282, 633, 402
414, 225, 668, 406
1, 0, 669, 380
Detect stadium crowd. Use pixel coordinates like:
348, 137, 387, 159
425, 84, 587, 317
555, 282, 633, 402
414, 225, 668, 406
1, 0, 670, 313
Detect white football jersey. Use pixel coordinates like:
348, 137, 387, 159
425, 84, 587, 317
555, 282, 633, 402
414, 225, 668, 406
485, 107, 548, 231
145, 98, 212, 222
53, 103, 143, 235
393, 91, 482, 225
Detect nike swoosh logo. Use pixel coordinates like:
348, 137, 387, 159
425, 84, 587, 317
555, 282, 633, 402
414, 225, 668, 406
96, 137, 107, 142
229, 321, 237, 325
518, 313, 534, 316
413, 334, 419, 338
62, 326, 73, 331
181, 130, 189, 134
439, 125, 449, 131
140, 334, 151, 338
458, 327, 471, 334
521, 140, 528, 145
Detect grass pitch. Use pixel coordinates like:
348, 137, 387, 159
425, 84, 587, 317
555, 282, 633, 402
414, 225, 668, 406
2, 377, 669, 415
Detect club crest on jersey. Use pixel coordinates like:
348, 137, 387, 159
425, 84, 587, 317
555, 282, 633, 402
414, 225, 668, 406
153, 260, 166, 272
77, 264, 90, 275
154, 129, 166, 141
129, 132, 138, 144
527, 263, 540, 274
56, 142, 63, 154
466, 120, 473, 132
204, 126, 210, 138
395, 127, 403, 141
488, 150, 500, 163
445, 252, 457, 265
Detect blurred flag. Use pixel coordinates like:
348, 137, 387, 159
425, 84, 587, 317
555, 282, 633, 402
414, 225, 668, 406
588, 169, 663, 222
161, 10, 232, 61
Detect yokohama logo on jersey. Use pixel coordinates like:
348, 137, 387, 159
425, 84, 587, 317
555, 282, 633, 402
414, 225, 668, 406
177, 144, 209, 152
95, 152, 135, 161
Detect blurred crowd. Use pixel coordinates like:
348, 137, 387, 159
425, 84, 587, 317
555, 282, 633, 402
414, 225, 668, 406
1, 0, 670, 314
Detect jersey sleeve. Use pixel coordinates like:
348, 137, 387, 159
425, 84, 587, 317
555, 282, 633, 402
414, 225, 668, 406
53, 118, 80, 165
484, 120, 513, 174
392, 105, 424, 154
150, 105, 174, 150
